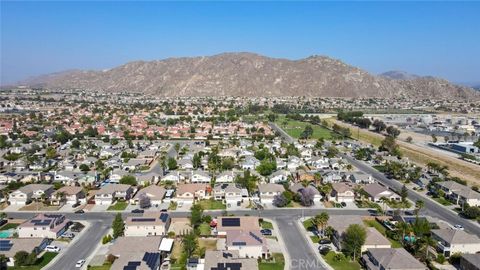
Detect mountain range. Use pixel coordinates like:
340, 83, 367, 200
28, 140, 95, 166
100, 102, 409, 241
16, 52, 479, 99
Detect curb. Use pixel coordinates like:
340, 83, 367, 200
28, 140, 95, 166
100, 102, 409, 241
266, 218, 291, 270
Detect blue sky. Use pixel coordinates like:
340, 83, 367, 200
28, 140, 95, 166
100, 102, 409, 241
1, 1, 479, 85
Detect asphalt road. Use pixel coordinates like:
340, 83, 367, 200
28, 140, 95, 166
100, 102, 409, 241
342, 154, 480, 235
45, 220, 111, 270
269, 122, 295, 143
5, 208, 369, 270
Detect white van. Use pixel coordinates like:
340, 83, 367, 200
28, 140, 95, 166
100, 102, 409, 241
45, 245, 60, 252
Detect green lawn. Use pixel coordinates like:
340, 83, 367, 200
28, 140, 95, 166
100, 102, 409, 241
198, 223, 211, 236
10, 252, 57, 270
303, 218, 315, 231
107, 201, 128, 211
260, 220, 274, 230
322, 251, 361, 270
432, 197, 453, 206
0, 222, 20, 230
259, 253, 285, 270
275, 116, 335, 140
363, 220, 402, 248
88, 264, 111, 270
310, 235, 320, 243
196, 199, 226, 210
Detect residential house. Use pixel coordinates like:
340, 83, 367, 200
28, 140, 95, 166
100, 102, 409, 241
108, 236, 162, 270
432, 228, 480, 257
212, 183, 243, 207
290, 183, 322, 204
329, 215, 363, 250
348, 172, 375, 184
124, 212, 171, 237
161, 171, 183, 183
460, 254, 480, 270
203, 250, 258, 270
131, 185, 166, 206
0, 238, 50, 267
215, 216, 261, 236
8, 184, 54, 205
257, 183, 285, 204
191, 170, 211, 183
175, 183, 209, 204
362, 227, 392, 252
329, 183, 355, 202
435, 181, 480, 207
18, 214, 69, 238
216, 171, 235, 183
363, 183, 401, 202
50, 186, 86, 205
321, 171, 345, 184
225, 229, 269, 259
241, 157, 260, 170
269, 170, 290, 184
361, 248, 427, 270
94, 184, 134, 205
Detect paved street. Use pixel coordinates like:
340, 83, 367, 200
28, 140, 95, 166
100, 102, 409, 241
45, 220, 111, 270
343, 154, 480, 235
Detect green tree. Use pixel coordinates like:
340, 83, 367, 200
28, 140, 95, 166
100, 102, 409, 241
167, 157, 177, 170
342, 224, 366, 261
79, 164, 90, 173
14, 251, 29, 266
183, 232, 198, 258
190, 204, 204, 229
119, 175, 137, 186
193, 153, 201, 169
112, 213, 125, 238
326, 146, 339, 158
46, 147, 57, 159
314, 212, 329, 237
415, 200, 424, 216
400, 184, 408, 202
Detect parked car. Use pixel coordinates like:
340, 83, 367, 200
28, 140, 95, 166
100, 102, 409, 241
62, 232, 75, 238
160, 208, 168, 212
74, 209, 85, 214
131, 209, 144, 214
340, 202, 346, 207
318, 245, 331, 255
45, 245, 60, 252
318, 239, 331, 245
260, 229, 272, 236
453, 224, 464, 230
75, 259, 85, 268
72, 202, 81, 208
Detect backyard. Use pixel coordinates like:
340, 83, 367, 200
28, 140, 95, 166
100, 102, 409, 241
10, 252, 57, 270
322, 251, 361, 270
363, 219, 402, 248
259, 253, 285, 270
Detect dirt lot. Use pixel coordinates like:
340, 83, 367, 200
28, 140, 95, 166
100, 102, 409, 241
332, 120, 480, 186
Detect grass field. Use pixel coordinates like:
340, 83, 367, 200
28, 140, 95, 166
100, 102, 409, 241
259, 253, 285, 270
260, 220, 274, 230
87, 264, 111, 270
432, 197, 453, 206
303, 218, 315, 231
0, 222, 20, 230
322, 251, 361, 270
10, 252, 57, 270
107, 201, 128, 211
363, 220, 402, 248
198, 223, 211, 236
196, 199, 226, 210
276, 116, 335, 140
198, 238, 217, 251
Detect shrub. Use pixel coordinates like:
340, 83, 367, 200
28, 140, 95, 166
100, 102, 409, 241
436, 254, 446, 264
333, 253, 346, 262
106, 254, 117, 264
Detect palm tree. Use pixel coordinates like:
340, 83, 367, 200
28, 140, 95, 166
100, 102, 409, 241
415, 200, 424, 216
320, 184, 332, 201
314, 212, 329, 237
379, 196, 389, 215
397, 221, 410, 244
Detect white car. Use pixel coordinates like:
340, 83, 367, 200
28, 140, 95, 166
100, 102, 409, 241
45, 245, 60, 252
75, 259, 85, 268
453, 224, 464, 230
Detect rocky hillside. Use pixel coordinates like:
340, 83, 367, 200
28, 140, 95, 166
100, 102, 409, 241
19, 52, 479, 99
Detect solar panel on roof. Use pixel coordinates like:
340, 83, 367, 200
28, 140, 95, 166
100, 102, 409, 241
159, 213, 169, 222
222, 217, 240, 227
232, 241, 246, 246
249, 231, 263, 243
0, 240, 13, 251
142, 252, 160, 269
131, 218, 156, 222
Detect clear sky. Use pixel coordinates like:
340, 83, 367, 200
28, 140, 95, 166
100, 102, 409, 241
1, 1, 479, 85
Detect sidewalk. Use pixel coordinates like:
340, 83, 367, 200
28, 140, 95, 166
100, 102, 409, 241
297, 218, 333, 270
